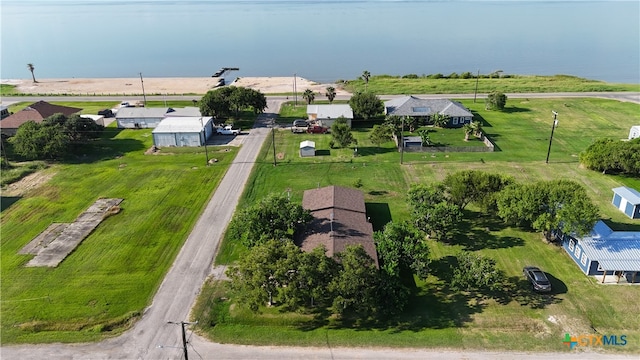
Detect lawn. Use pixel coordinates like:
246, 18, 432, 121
199, 97, 640, 353
344, 74, 640, 95
0, 126, 237, 343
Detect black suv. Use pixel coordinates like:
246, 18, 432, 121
523, 266, 552, 292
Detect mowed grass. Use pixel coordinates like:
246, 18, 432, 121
202, 97, 640, 352
1, 127, 237, 343
344, 74, 640, 95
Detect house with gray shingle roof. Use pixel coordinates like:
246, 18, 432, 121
307, 104, 353, 128
384, 96, 473, 127
297, 186, 378, 268
562, 220, 640, 283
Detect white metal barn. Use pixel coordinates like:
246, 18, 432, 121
629, 125, 640, 140
299, 140, 316, 157
152, 117, 213, 147
116, 107, 170, 129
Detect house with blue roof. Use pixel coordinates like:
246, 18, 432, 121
612, 187, 640, 219
562, 220, 640, 283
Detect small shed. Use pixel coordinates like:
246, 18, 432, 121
612, 187, 640, 219
403, 136, 423, 148
152, 116, 213, 147
629, 125, 640, 140
299, 140, 316, 157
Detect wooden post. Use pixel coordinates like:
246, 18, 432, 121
602, 269, 607, 284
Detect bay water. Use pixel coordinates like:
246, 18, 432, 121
1, 0, 638, 83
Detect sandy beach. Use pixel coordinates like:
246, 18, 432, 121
1, 76, 350, 96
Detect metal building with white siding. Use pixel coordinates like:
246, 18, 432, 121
152, 117, 213, 147
612, 187, 640, 219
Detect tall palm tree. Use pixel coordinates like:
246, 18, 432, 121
361, 70, 371, 91
27, 63, 37, 83
325, 86, 336, 103
302, 89, 315, 104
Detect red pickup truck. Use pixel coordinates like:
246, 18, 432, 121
306, 125, 329, 134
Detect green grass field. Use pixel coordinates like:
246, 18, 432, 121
199, 97, 640, 353
0, 127, 237, 343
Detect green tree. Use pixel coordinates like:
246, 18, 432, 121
349, 91, 383, 120
228, 194, 312, 248
450, 252, 505, 292
330, 117, 357, 148
431, 113, 450, 128
470, 120, 483, 137
383, 115, 403, 136
227, 239, 304, 311
462, 123, 473, 141
281, 246, 338, 310
368, 124, 392, 148
374, 221, 429, 279
328, 245, 379, 319
417, 128, 432, 146
302, 89, 315, 105
43, 114, 104, 143
12, 121, 68, 159
361, 70, 371, 91
325, 86, 337, 103
27, 63, 37, 83
407, 184, 462, 241
485, 91, 508, 110
496, 180, 599, 240
443, 170, 514, 211
200, 86, 266, 119
580, 138, 640, 175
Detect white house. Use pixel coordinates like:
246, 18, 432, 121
629, 125, 640, 140
299, 140, 316, 157
152, 116, 213, 147
307, 104, 353, 128
116, 107, 171, 129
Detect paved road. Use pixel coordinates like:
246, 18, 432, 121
2, 96, 639, 360
1, 92, 639, 105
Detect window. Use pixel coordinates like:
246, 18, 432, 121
453, 117, 458, 125
597, 263, 604, 272
412, 107, 429, 113
574, 246, 581, 258
568, 239, 575, 251
581, 253, 588, 266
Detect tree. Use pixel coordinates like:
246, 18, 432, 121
485, 91, 507, 110
383, 115, 403, 136
330, 117, 357, 148
200, 86, 267, 119
12, 121, 68, 159
43, 114, 104, 143
431, 113, 450, 128
368, 124, 392, 148
328, 245, 379, 319
27, 63, 37, 83
227, 194, 312, 248
417, 128, 432, 146
361, 70, 371, 91
450, 252, 505, 292
462, 123, 473, 141
407, 184, 462, 241
280, 246, 338, 310
325, 86, 336, 103
374, 221, 429, 279
442, 170, 513, 211
470, 120, 483, 137
580, 138, 640, 175
227, 239, 304, 311
496, 179, 599, 240
302, 89, 315, 105
349, 91, 383, 120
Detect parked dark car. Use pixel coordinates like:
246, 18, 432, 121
306, 125, 329, 134
98, 109, 114, 118
523, 266, 552, 292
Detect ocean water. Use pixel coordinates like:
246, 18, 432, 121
1, 0, 638, 83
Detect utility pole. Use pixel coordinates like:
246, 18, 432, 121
167, 321, 197, 360
139, 72, 147, 106
473, 69, 480, 103
400, 117, 404, 164
545, 111, 559, 164
271, 118, 277, 166
293, 73, 298, 106
200, 117, 210, 165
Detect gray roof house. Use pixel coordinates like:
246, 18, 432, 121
307, 104, 353, 128
298, 186, 378, 267
115, 107, 171, 129
384, 96, 473, 127
152, 116, 213, 147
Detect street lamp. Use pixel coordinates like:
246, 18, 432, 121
545, 111, 558, 164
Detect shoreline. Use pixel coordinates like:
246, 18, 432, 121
0, 76, 350, 96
